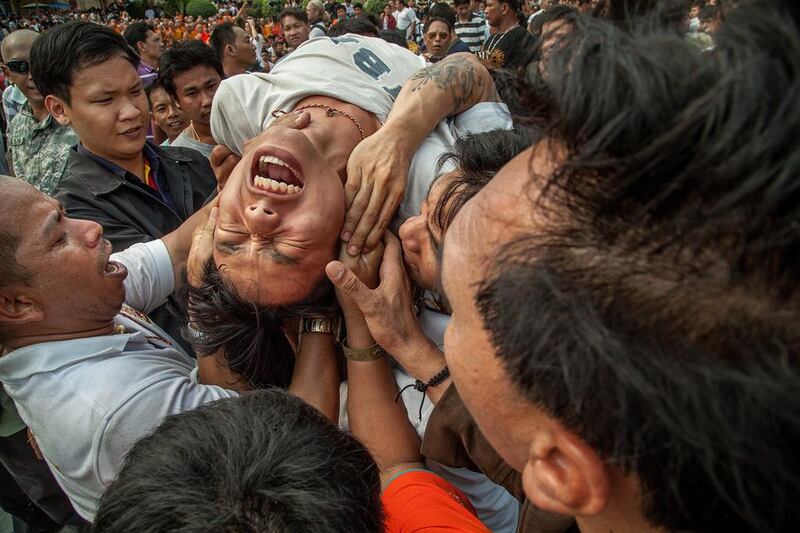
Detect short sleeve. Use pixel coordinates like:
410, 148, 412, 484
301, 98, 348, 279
382, 470, 490, 532
96, 372, 238, 487
112, 239, 174, 314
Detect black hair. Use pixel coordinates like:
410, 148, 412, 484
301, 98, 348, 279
158, 40, 225, 101
433, 130, 531, 237
327, 16, 380, 36
30, 20, 139, 103
122, 21, 152, 50
476, 4, 800, 531
209, 21, 237, 60
426, 16, 454, 33
280, 7, 309, 24
144, 78, 167, 101
500, 0, 521, 14
453, 0, 470, 6
93, 389, 383, 532
698, 4, 718, 21
690, 0, 706, 9
186, 259, 335, 389
379, 28, 408, 47
428, 3, 456, 27
532, 4, 578, 36
354, 2, 364, 9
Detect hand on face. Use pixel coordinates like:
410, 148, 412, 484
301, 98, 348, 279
326, 232, 427, 357
187, 204, 218, 288
342, 127, 412, 257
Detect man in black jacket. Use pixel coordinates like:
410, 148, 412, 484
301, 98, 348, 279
31, 21, 216, 350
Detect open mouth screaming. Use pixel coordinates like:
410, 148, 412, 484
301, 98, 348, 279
253, 154, 305, 196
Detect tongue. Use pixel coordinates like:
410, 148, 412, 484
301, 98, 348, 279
266, 163, 301, 187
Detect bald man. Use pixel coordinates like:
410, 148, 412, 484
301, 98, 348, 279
2, 29, 78, 194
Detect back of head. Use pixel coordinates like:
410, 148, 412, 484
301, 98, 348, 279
94, 389, 382, 532
30, 20, 138, 103
122, 21, 150, 50
532, 4, 578, 35
210, 21, 237, 59
429, 3, 457, 26
158, 40, 224, 100
327, 16, 380, 37
482, 3, 800, 531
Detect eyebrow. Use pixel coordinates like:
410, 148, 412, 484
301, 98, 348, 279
215, 241, 298, 265
41, 202, 65, 239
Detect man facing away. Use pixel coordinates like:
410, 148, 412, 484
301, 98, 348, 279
209, 22, 257, 78
123, 21, 164, 88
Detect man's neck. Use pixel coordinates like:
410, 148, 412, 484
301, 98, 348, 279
28, 99, 49, 122
496, 16, 518, 33
224, 58, 248, 77
84, 143, 146, 178
188, 120, 215, 145
5, 322, 117, 352
291, 95, 381, 179
141, 56, 157, 70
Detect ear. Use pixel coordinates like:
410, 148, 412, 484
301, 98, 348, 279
136, 40, 147, 56
226, 42, 236, 57
0, 291, 44, 329
521, 426, 610, 517
44, 94, 70, 126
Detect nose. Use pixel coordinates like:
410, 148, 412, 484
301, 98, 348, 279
78, 219, 104, 247
398, 214, 423, 253
244, 201, 280, 235
119, 97, 141, 122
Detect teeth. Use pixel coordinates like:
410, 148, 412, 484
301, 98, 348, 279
258, 154, 303, 188
253, 175, 302, 195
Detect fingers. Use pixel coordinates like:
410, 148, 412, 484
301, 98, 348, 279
210, 145, 240, 191
210, 144, 234, 168
361, 192, 401, 253
326, 261, 371, 308
379, 232, 407, 288
347, 181, 391, 256
342, 177, 373, 248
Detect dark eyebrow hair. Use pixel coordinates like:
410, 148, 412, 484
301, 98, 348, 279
215, 241, 298, 266
41, 206, 63, 240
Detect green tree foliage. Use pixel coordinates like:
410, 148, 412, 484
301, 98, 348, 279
186, 0, 218, 18
364, 0, 386, 15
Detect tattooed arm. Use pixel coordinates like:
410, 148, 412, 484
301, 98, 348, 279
342, 53, 500, 255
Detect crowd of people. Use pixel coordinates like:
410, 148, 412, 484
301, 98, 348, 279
0, 0, 797, 532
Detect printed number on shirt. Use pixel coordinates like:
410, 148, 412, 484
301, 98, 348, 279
330, 37, 403, 99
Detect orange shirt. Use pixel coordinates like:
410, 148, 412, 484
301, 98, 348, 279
382, 470, 490, 532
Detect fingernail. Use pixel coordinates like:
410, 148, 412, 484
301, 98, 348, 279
341, 231, 352, 242
328, 262, 345, 280
348, 245, 360, 256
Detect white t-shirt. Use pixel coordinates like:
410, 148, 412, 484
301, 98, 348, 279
396, 7, 418, 38
212, 34, 426, 156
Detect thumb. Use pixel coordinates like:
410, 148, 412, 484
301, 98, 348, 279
326, 261, 370, 305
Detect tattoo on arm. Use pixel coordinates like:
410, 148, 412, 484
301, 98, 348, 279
408, 55, 499, 113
